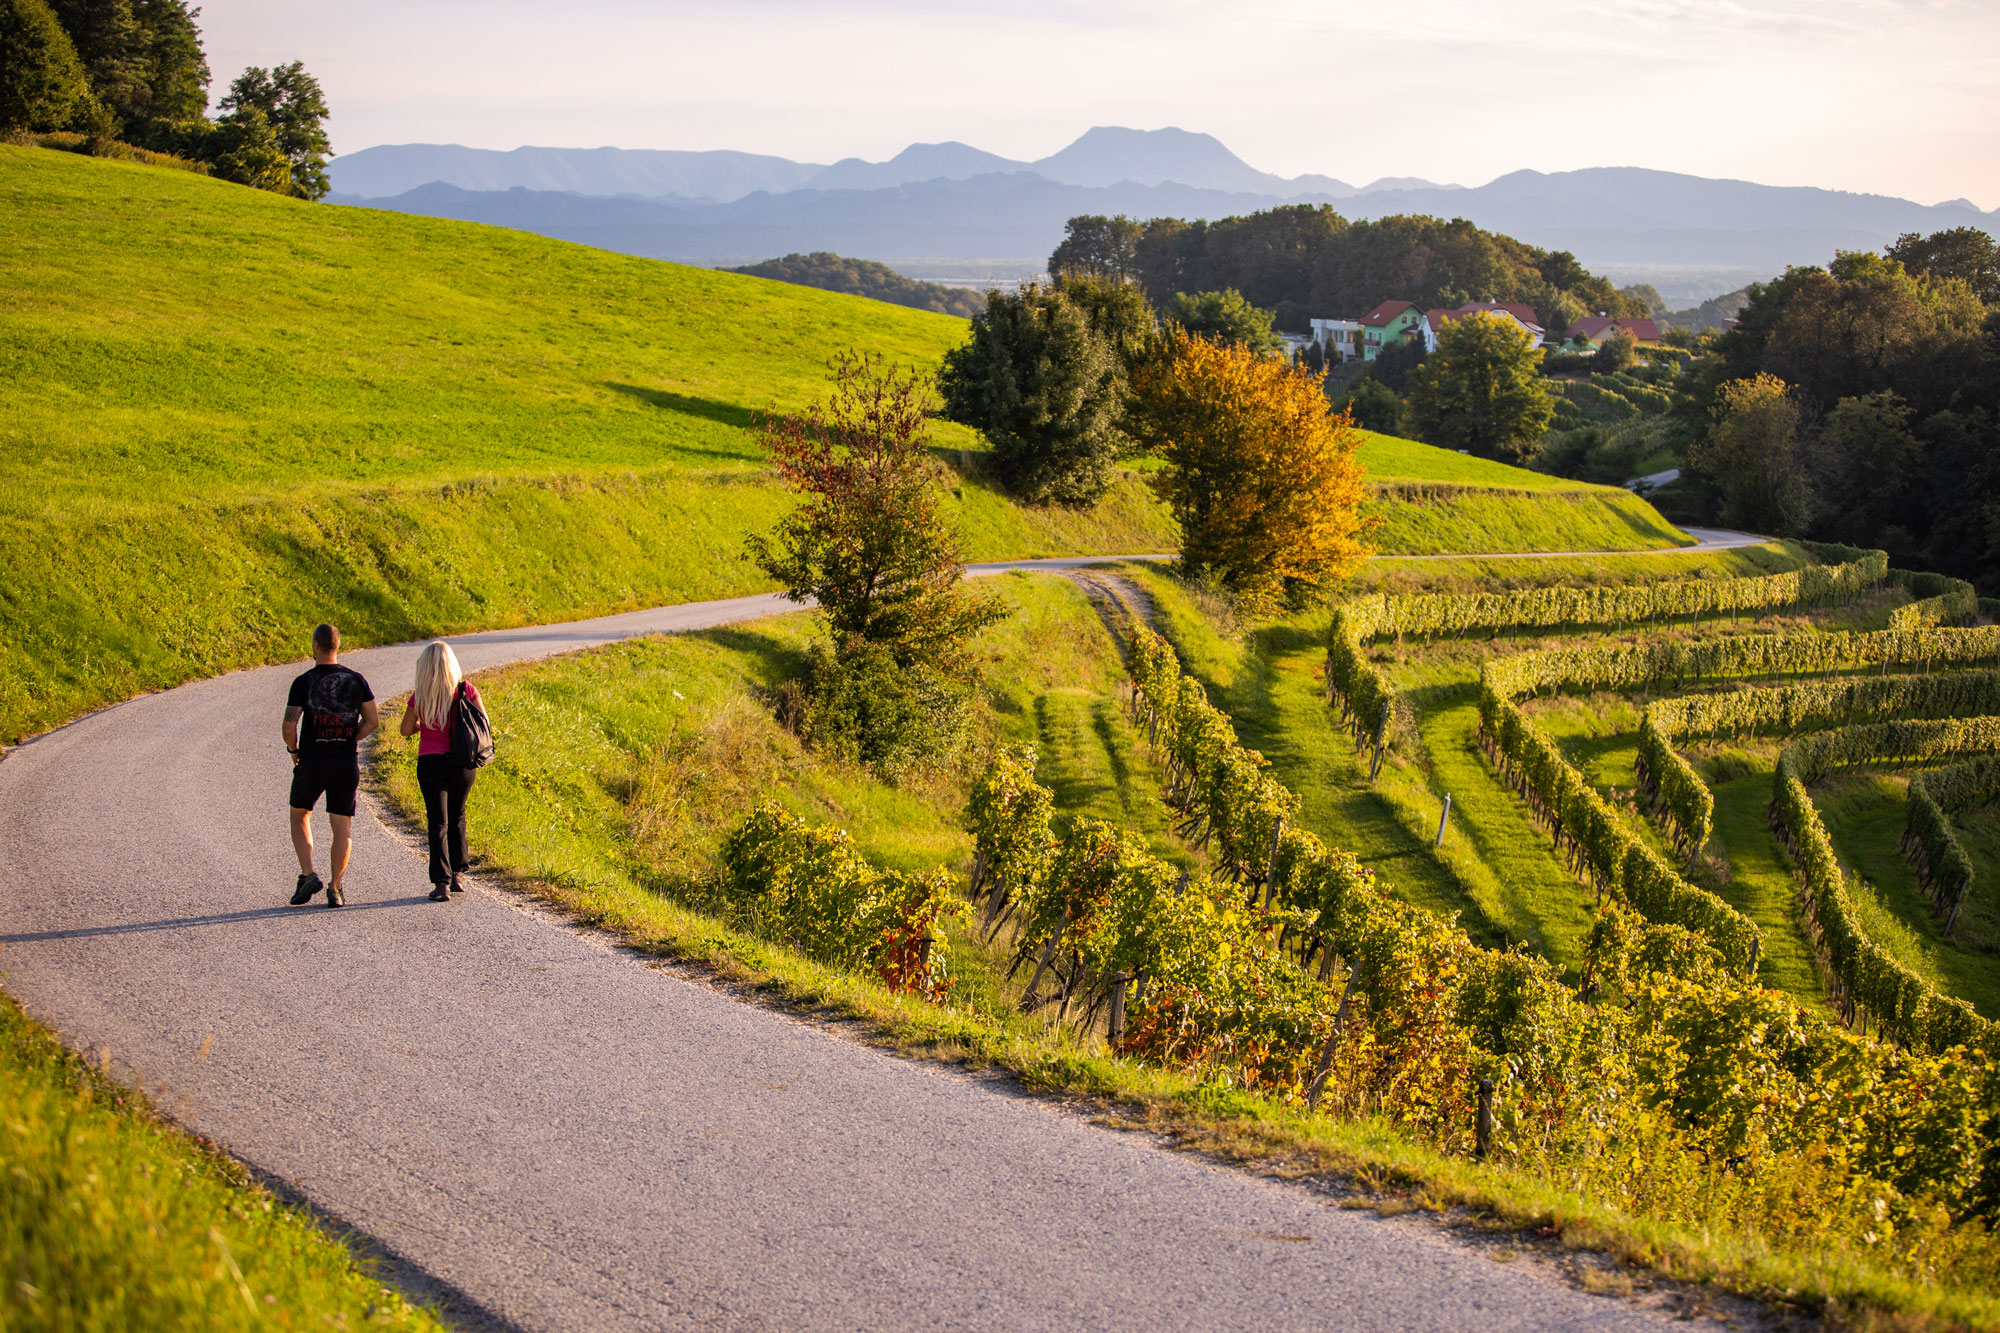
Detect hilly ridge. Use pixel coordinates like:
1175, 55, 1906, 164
329, 126, 1995, 295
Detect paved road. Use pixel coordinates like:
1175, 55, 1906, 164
1624, 467, 1682, 492
1382, 525, 1764, 561
0, 556, 1731, 1332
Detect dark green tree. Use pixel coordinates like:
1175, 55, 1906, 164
938, 283, 1124, 506
1332, 376, 1404, 434
202, 103, 289, 191
1810, 391, 1925, 548
1366, 336, 1427, 394
1406, 313, 1554, 463
219, 61, 329, 198
44, 0, 206, 143
1164, 289, 1279, 353
1047, 214, 1142, 280
1594, 329, 1637, 374
1052, 272, 1156, 371
0, 0, 103, 132
1888, 227, 1999, 305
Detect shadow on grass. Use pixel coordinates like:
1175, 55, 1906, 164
600, 382, 758, 431
690, 624, 809, 689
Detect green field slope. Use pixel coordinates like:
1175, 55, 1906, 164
0, 146, 1682, 740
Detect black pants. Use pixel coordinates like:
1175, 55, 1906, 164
416, 755, 476, 885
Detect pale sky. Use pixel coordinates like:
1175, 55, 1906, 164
198, 0, 2000, 208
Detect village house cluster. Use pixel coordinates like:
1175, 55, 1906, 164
1309, 300, 1662, 363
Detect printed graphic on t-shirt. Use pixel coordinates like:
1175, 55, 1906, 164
288, 665, 374, 755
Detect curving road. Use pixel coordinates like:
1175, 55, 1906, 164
0, 553, 1745, 1332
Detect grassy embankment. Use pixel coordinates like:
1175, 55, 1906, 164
0, 991, 444, 1331
365, 568, 1997, 1329
0, 144, 1682, 744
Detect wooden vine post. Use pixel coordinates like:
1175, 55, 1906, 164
1475, 1077, 1495, 1160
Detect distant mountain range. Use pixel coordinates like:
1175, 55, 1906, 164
328, 127, 1450, 202
326, 127, 1997, 305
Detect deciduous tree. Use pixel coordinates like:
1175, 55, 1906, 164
1164, 288, 1278, 353
1405, 312, 1553, 463
750, 352, 1005, 668
1047, 213, 1142, 280
938, 283, 1125, 506
1129, 330, 1370, 608
219, 60, 329, 199
1690, 373, 1811, 535
1889, 227, 1999, 305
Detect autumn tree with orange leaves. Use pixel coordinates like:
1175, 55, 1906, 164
1129, 330, 1371, 608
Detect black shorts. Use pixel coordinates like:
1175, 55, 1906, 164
290, 754, 361, 818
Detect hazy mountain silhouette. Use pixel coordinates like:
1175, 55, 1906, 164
327, 143, 824, 202
328, 130, 1995, 301
329, 127, 1445, 202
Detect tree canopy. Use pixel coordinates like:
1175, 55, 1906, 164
1052, 205, 1640, 334
1889, 227, 1999, 305
1689, 373, 1811, 536
218, 62, 330, 199
0, 0, 103, 134
11, 2, 332, 200
1405, 313, 1554, 464
1129, 330, 1370, 608
938, 283, 1126, 507
749, 353, 1004, 668
728, 253, 985, 318
1048, 214, 1143, 281
1164, 289, 1279, 353
1677, 230, 1999, 582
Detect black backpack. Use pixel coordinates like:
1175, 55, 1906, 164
448, 680, 496, 769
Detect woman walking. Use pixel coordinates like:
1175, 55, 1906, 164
400, 641, 483, 902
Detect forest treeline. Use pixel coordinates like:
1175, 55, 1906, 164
0, 0, 330, 198
1047, 207, 1645, 334
728, 253, 986, 319
1684, 229, 2000, 588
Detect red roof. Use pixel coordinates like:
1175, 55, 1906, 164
1566, 316, 1661, 342
1359, 299, 1418, 327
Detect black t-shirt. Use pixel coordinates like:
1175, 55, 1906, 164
287, 663, 375, 761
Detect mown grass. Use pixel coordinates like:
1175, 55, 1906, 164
0, 145, 1697, 744
0, 991, 443, 1332
363, 570, 2000, 1331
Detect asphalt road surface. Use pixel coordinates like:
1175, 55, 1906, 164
0, 554, 1746, 1332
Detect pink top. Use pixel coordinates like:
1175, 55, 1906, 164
417, 682, 481, 757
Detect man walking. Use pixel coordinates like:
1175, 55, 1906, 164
283, 623, 379, 907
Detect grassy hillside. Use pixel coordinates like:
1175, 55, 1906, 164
0, 146, 1682, 741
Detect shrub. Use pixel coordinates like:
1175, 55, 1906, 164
716, 802, 966, 996
787, 639, 970, 782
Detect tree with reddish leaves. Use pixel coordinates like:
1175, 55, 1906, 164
749, 351, 1005, 672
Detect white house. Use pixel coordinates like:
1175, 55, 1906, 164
1420, 302, 1546, 353
1309, 317, 1366, 363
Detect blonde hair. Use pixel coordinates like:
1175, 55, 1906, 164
413, 641, 464, 730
